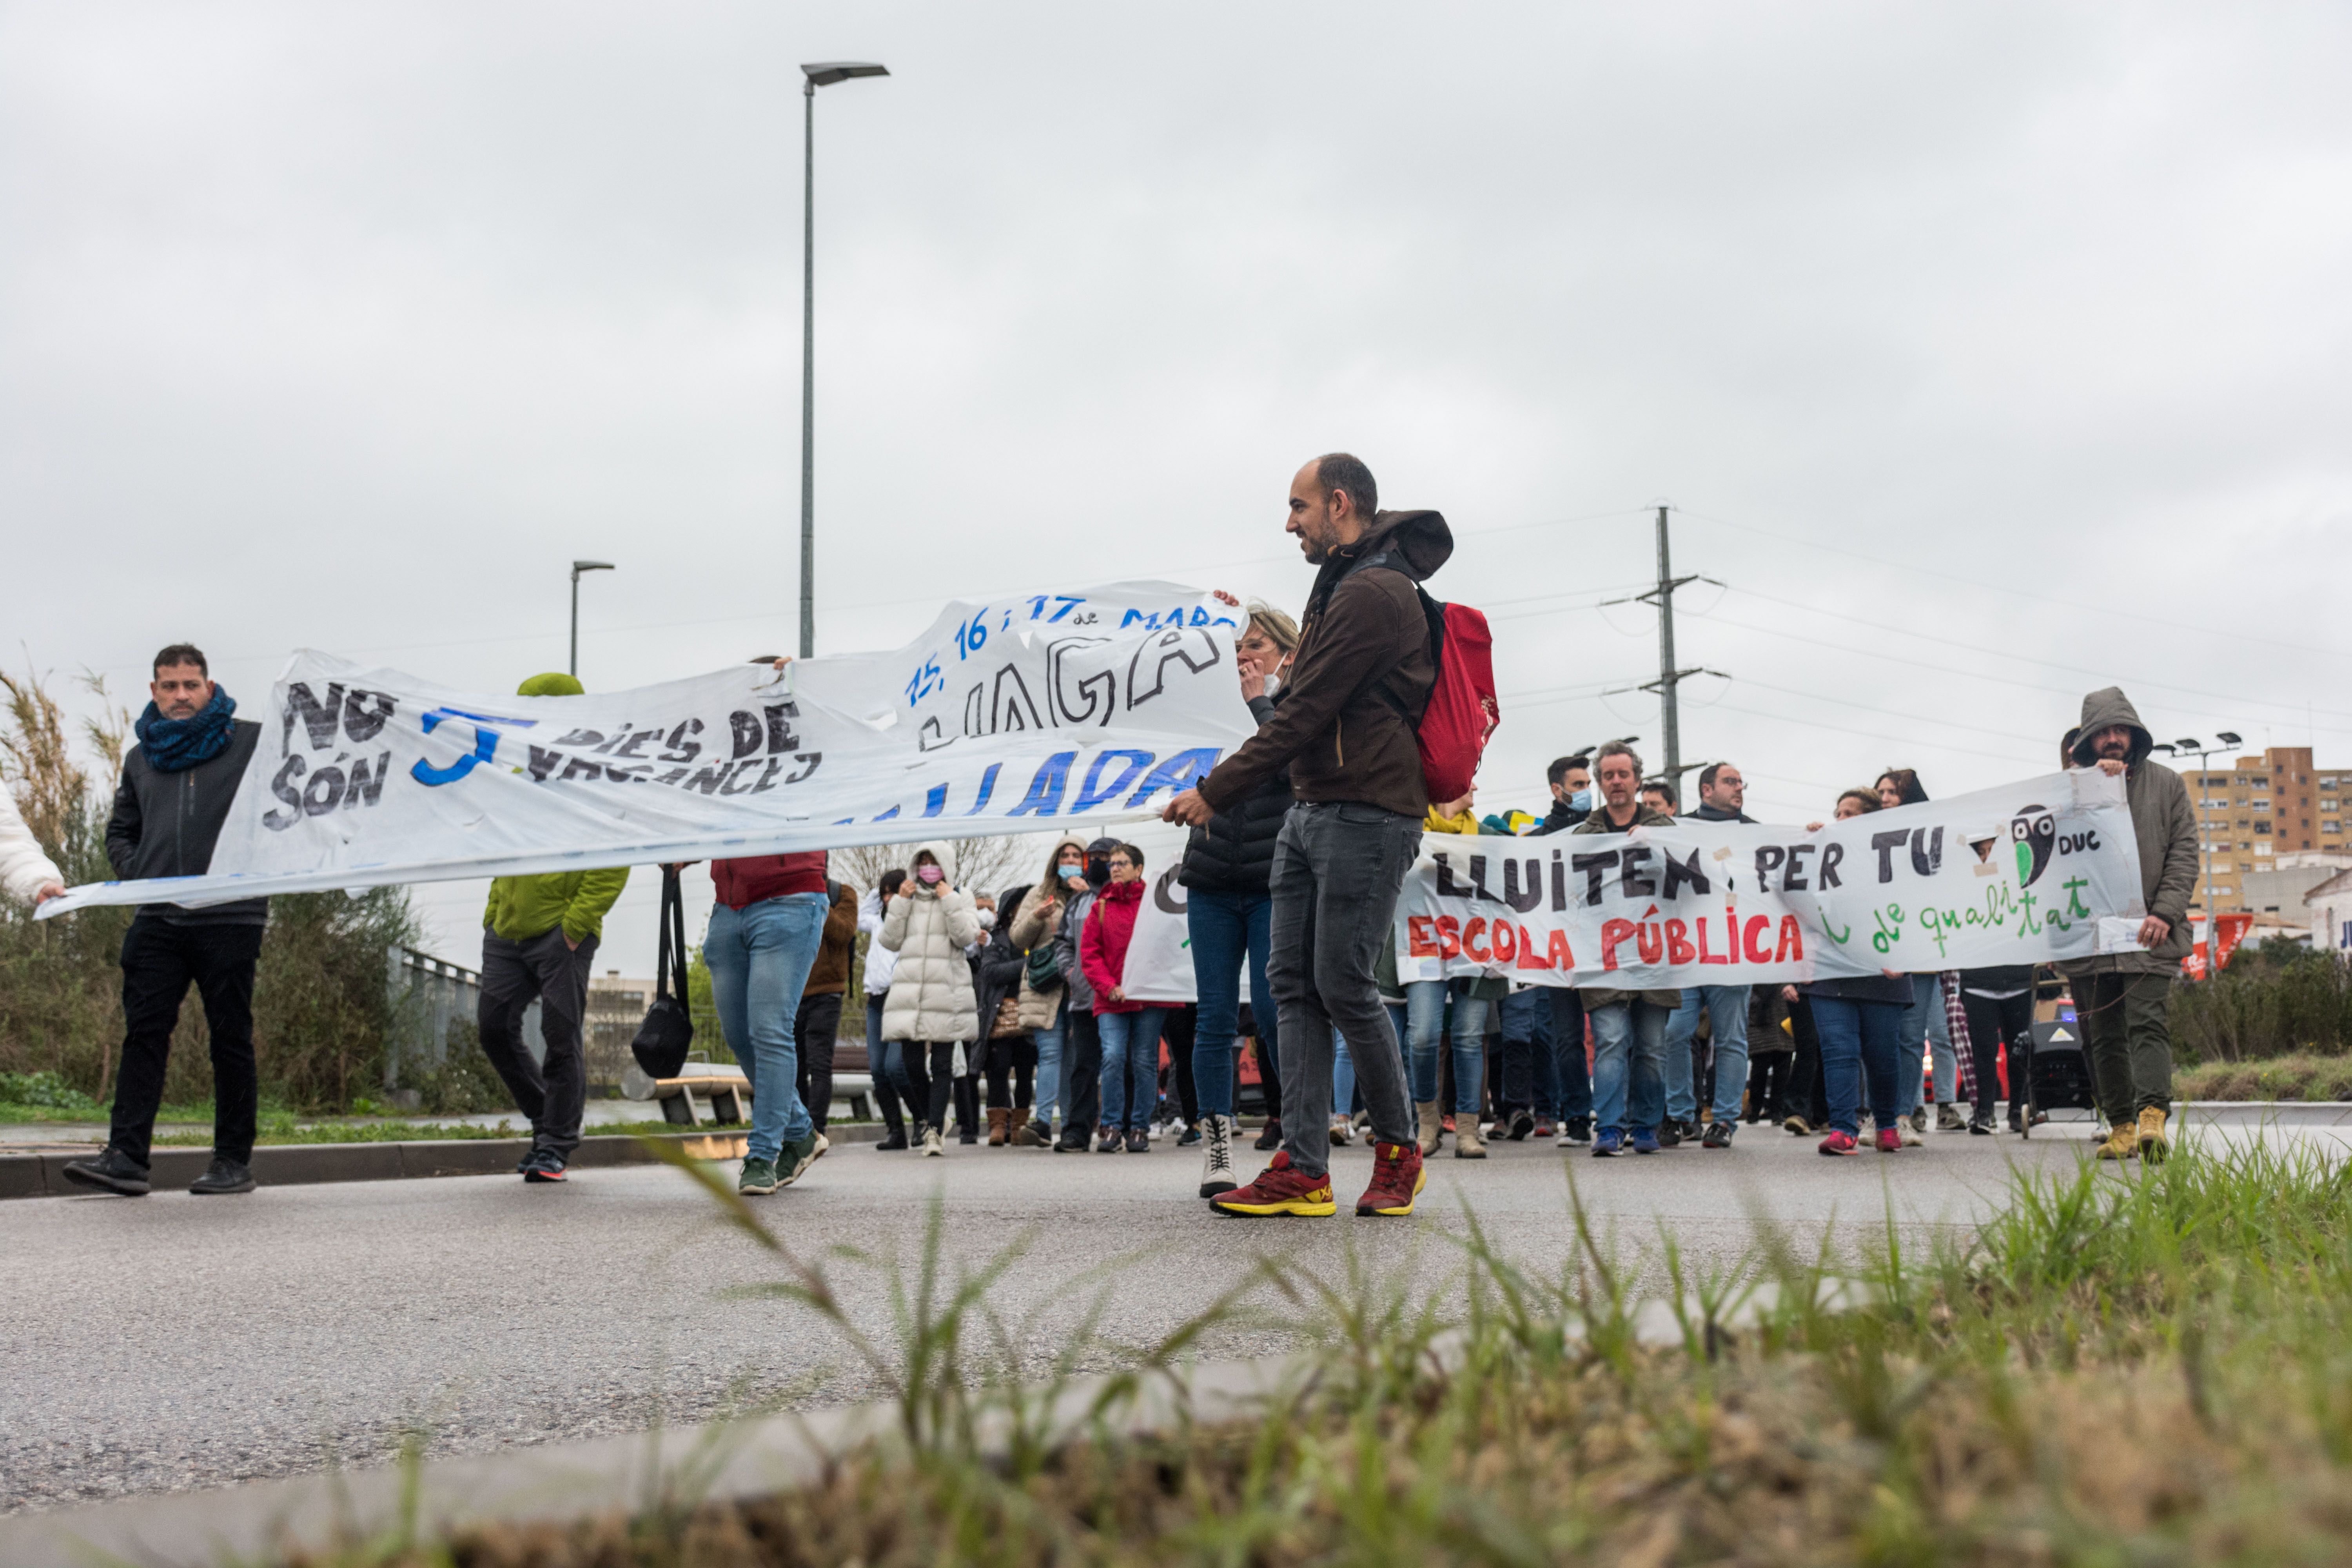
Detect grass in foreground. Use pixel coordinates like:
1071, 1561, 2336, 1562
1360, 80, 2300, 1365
292, 1138, 2352, 1564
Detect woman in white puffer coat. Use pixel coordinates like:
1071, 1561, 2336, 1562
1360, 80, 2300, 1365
2, 791, 66, 909
879, 840, 982, 1156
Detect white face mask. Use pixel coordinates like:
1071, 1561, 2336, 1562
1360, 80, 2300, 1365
1261, 672, 1282, 698
975, 908, 997, 930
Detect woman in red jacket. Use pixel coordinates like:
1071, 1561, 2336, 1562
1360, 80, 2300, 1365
704, 851, 833, 1194
1082, 844, 1166, 1154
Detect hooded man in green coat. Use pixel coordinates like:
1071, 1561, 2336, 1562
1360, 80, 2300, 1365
2058, 686, 2197, 1163
478, 671, 631, 1181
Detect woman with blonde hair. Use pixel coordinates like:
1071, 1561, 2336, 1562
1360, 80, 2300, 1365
1176, 600, 1299, 1198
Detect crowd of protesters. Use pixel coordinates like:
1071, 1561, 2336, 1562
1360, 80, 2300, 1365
24, 454, 2196, 1207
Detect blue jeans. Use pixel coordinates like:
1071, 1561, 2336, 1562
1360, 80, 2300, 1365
1406, 978, 1490, 1114
1588, 999, 1668, 1136
1187, 887, 1272, 1121
1812, 995, 1904, 1136
704, 893, 829, 1161
1096, 1007, 1165, 1131
1898, 972, 1954, 1109
1032, 995, 1065, 1130
1664, 985, 1752, 1124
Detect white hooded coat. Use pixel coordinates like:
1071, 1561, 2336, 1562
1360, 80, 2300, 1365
878, 839, 983, 1043
0, 792, 64, 907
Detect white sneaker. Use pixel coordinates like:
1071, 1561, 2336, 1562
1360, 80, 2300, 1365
922, 1127, 944, 1157
1898, 1122, 1924, 1148
1198, 1114, 1236, 1198
1328, 1116, 1352, 1147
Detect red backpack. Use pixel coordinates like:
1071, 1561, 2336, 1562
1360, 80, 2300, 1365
1406, 593, 1499, 801
1342, 550, 1501, 801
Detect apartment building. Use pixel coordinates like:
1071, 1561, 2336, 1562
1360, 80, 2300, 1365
2185, 746, 2347, 914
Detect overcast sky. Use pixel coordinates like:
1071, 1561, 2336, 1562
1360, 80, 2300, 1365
5, 3, 2349, 967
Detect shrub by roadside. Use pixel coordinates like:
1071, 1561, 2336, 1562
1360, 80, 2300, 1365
3, 663, 429, 1113
2174, 1053, 2352, 1103
2172, 937, 2352, 1063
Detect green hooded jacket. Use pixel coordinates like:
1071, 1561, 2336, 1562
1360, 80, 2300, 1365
481, 673, 632, 944
2058, 686, 2198, 976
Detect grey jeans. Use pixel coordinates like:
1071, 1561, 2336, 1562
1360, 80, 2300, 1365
1268, 800, 1422, 1178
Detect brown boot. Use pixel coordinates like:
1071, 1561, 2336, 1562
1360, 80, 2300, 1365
2096, 1116, 2138, 1161
1416, 1100, 1443, 1156
1455, 1116, 1487, 1159
2136, 1106, 2170, 1163
987, 1107, 1010, 1147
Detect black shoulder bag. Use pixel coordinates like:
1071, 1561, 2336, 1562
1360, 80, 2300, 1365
630, 865, 695, 1078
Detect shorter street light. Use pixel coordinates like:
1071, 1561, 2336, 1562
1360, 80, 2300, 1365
570, 560, 615, 678
2165, 730, 2244, 977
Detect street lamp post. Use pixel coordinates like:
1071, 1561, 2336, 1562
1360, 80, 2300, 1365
570, 559, 614, 678
797, 60, 889, 661
2169, 730, 2243, 976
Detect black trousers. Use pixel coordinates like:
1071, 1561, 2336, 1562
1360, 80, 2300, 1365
1784, 996, 1830, 1127
793, 991, 844, 1131
1961, 990, 2035, 1122
984, 1034, 1036, 1110
111, 916, 265, 1167
1057, 1009, 1102, 1143
1745, 1051, 1792, 1123
900, 1041, 960, 1134
478, 927, 598, 1156
1163, 1005, 1198, 1124
1240, 1005, 1284, 1122
954, 1071, 980, 1138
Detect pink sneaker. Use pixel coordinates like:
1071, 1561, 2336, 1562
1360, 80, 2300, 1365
1817, 1129, 1859, 1156
1875, 1127, 1903, 1154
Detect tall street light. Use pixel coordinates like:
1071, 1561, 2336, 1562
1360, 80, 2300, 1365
797, 60, 889, 660
570, 559, 614, 678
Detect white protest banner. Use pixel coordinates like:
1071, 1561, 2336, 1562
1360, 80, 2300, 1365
1395, 769, 2150, 987
1122, 866, 1203, 1005
44, 583, 1254, 916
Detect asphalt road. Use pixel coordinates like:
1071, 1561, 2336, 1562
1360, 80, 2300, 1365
0, 1114, 2321, 1515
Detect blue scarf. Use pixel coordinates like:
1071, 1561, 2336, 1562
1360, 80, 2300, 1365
136, 686, 238, 773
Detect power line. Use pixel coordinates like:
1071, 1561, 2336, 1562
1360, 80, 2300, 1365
1676, 506, 2352, 664
1722, 584, 2352, 727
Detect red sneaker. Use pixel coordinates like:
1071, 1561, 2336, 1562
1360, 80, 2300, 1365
1875, 1127, 1903, 1154
1818, 1129, 1859, 1156
1356, 1140, 1427, 1217
1210, 1152, 1336, 1218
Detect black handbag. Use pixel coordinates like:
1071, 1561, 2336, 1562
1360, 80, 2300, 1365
1025, 935, 1063, 992
630, 865, 695, 1078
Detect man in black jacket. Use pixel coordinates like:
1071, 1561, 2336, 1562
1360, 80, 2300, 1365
1168, 453, 1443, 1220
64, 645, 269, 1198
1527, 754, 1593, 1142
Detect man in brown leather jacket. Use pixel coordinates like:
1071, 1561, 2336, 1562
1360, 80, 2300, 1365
1165, 453, 1450, 1219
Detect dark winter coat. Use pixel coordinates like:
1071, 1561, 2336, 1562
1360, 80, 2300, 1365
105, 719, 268, 925
2060, 686, 2198, 976
1180, 693, 1291, 895
1196, 510, 1451, 821
971, 884, 1032, 1040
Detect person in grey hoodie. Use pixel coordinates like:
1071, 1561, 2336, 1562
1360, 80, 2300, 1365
2060, 688, 2196, 1162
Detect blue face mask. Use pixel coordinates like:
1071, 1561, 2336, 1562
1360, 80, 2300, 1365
1568, 789, 1593, 811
